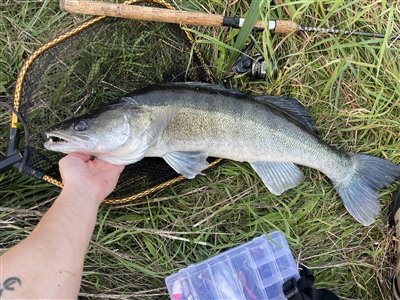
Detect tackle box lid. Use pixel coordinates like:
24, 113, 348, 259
165, 231, 299, 300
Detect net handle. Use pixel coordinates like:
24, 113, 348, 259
60, 0, 300, 33
61, 0, 224, 27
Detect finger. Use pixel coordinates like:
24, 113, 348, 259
92, 157, 125, 168
116, 164, 125, 174
70, 152, 92, 162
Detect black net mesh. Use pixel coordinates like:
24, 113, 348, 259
16, 9, 219, 201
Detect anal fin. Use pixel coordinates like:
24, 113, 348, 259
163, 151, 209, 179
250, 161, 304, 195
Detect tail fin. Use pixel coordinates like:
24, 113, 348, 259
334, 154, 400, 226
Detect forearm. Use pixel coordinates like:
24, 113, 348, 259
0, 188, 101, 299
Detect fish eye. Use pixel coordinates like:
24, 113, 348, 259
73, 120, 88, 131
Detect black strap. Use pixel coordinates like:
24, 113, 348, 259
283, 266, 340, 300
389, 186, 400, 227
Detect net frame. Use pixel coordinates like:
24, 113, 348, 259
5, 0, 223, 205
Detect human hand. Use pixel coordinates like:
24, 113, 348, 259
59, 153, 125, 204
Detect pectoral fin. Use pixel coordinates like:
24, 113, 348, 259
250, 161, 304, 195
163, 151, 209, 179
146, 105, 180, 145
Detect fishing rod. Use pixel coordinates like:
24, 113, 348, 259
60, 0, 399, 40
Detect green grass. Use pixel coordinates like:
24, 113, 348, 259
1, 0, 399, 299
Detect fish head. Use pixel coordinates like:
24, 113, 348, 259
44, 104, 132, 155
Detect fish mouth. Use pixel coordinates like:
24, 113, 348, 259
44, 131, 92, 152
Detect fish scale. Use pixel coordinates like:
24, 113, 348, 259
148, 96, 337, 175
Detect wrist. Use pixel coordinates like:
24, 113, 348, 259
59, 185, 104, 207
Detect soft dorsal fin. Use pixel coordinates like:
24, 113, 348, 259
254, 95, 317, 133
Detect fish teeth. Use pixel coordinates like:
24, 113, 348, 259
47, 136, 69, 144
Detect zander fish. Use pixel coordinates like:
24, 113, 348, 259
44, 83, 400, 226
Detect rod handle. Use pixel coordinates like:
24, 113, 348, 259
253, 20, 299, 33
60, 0, 224, 27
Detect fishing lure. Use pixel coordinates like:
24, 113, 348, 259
172, 278, 195, 300
198, 271, 220, 299
213, 263, 244, 299
172, 279, 184, 300
238, 270, 258, 300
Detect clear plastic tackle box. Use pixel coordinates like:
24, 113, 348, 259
165, 231, 299, 300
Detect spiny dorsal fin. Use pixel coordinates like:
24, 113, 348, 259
162, 82, 247, 98
254, 95, 317, 134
